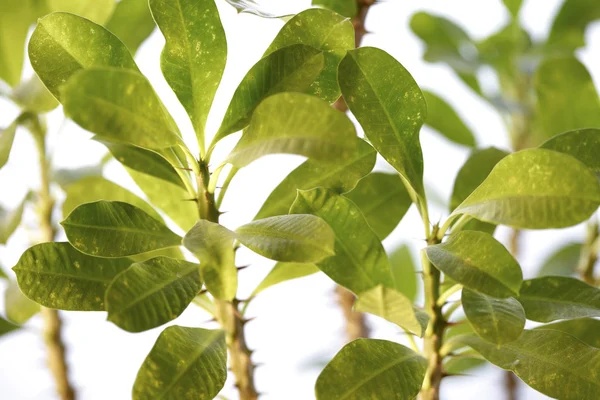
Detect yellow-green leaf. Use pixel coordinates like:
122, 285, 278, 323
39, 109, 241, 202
105, 0, 156, 54
251, 262, 319, 297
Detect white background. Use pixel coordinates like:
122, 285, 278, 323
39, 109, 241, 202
1, 0, 599, 399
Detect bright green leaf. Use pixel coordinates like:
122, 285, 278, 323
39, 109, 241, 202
11, 74, 59, 113
29, 12, 139, 99
290, 188, 394, 294
150, 0, 226, 148
462, 288, 525, 345
62, 201, 182, 257
47, 0, 116, 24
106, 257, 202, 332
518, 276, 600, 323
452, 149, 600, 229
541, 128, 600, 179
355, 285, 428, 337
345, 172, 412, 240
183, 220, 237, 301
0, 195, 27, 245
547, 0, 600, 51
423, 90, 476, 147
251, 262, 319, 297
312, 0, 357, 18
105, 0, 156, 54
0, 121, 18, 170
214, 44, 324, 142
236, 214, 335, 263
389, 245, 418, 302
265, 8, 354, 103
338, 47, 427, 199
255, 138, 375, 220
425, 231, 523, 298
12, 242, 131, 311
133, 326, 227, 400
315, 338, 427, 400
535, 318, 600, 348
226, 92, 356, 167
460, 330, 600, 400
5, 279, 40, 324
0, 316, 20, 337
537, 242, 582, 277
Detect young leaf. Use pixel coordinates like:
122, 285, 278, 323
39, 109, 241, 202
10, 74, 59, 113
0, 316, 19, 337
338, 47, 427, 199
251, 262, 319, 297
355, 285, 428, 337
315, 338, 427, 400
214, 44, 324, 142
226, 92, 357, 167
425, 231, 523, 298
462, 288, 525, 345
236, 214, 335, 263
183, 220, 237, 301
389, 245, 418, 302
541, 128, 600, 179
0, 121, 18, 170
290, 188, 394, 294
265, 8, 355, 103
62, 201, 182, 258
28, 12, 139, 99
312, 0, 357, 18
105, 0, 156, 54
254, 138, 375, 219
534, 57, 600, 141
46, 0, 116, 24
423, 90, 476, 147
344, 172, 412, 240
0, 195, 27, 244
62, 176, 162, 221
518, 276, 600, 323
4, 279, 40, 324
460, 330, 600, 400
535, 318, 600, 348
537, 242, 582, 277
452, 149, 600, 229
61, 68, 183, 150
547, 0, 600, 51
133, 326, 227, 400
12, 242, 131, 311
150, 0, 227, 148
106, 257, 202, 332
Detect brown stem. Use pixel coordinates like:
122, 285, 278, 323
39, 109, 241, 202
31, 114, 76, 400
196, 162, 258, 400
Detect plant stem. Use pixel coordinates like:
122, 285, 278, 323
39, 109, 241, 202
195, 161, 258, 400
579, 219, 599, 285
31, 114, 76, 400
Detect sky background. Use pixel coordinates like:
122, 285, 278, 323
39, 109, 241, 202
1, 0, 599, 399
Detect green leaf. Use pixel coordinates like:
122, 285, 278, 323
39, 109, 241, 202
0, 265, 7, 280
423, 90, 476, 147
0, 195, 27, 245
0, 316, 20, 337
460, 330, 600, 400
503, 0, 524, 17
227, 92, 357, 168
344, 172, 412, 240
11, 74, 59, 113
62, 176, 162, 221
105, 0, 156, 54
12, 242, 131, 311
29, 12, 139, 99
462, 288, 525, 345
534, 57, 600, 141
312, 0, 357, 18
355, 285, 428, 337
133, 326, 227, 400
251, 262, 319, 297
0, 1, 37, 86
535, 318, 600, 348
265, 8, 354, 103
425, 231, 522, 298
235, 214, 335, 263
106, 257, 201, 332
52, 165, 105, 189
214, 44, 324, 142
255, 138, 375, 220
452, 149, 600, 229
61, 68, 183, 150
150, 0, 226, 148
183, 220, 237, 301
128, 246, 186, 263
62, 201, 182, 258
5, 279, 40, 324
47, 0, 116, 24
290, 188, 394, 294
537, 242, 582, 277
541, 128, 600, 179
389, 245, 418, 302
547, 0, 600, 51
315, 338, 427, 400
338, 47, 427, 199
518, 276, 600, 323
0, 121, 18, 170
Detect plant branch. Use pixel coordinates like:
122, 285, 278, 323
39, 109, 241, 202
579, 218, 599, 285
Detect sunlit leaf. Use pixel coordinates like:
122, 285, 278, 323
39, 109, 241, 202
105, 0, 156, 54
541, 128, 600, 179
312, 0, 357, 18
5, 279, 40, 323
47, 0, 116, 24
452, 149, 600, 229
315, 338, 427, 400
423, 90, 476, 147
251, 262, 319, 297
535, 318, 600, 348
537, 242, 582, 277
425, 231, 522, 298
547, 0, 600, 51
62, 201, 182, 257
133, 326, 227, 400
389, 245, 418, 302
12, 242, 130, 311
